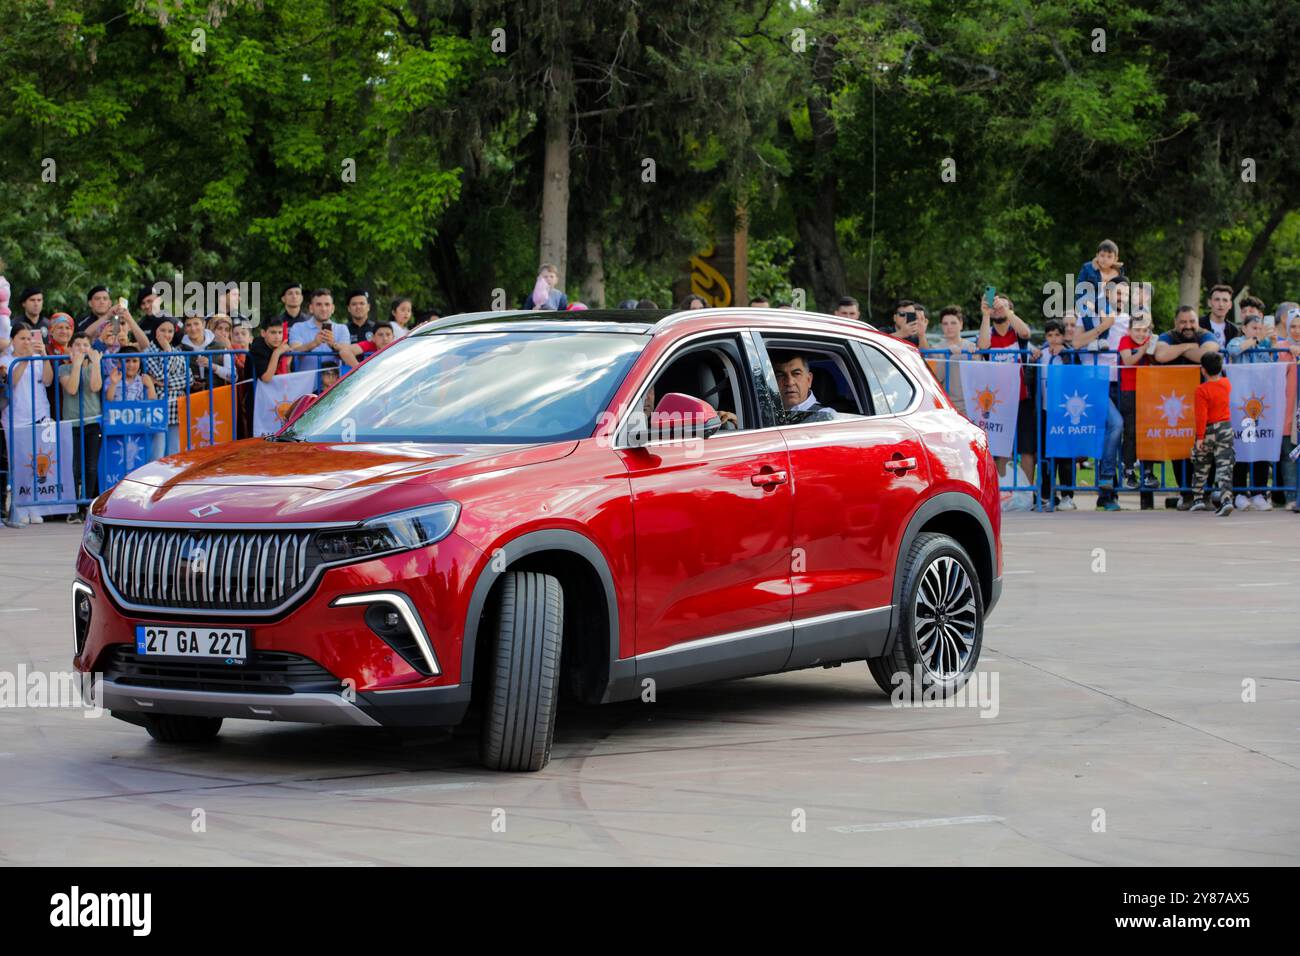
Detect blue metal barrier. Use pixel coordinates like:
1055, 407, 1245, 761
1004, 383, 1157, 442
920, 344, 1300, 511
2, 348, 251, 522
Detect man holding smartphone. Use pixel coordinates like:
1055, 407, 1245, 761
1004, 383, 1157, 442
891, 300, 931, 348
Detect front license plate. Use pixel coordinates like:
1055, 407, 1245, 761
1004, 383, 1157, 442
135, 625, 248, 664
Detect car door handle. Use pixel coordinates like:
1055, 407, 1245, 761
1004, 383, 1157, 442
884, 456, 917, 473
750, 469, 788, 487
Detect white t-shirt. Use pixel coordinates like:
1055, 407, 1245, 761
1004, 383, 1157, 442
1086, 312, 1129, 383
0, 353, 52, 425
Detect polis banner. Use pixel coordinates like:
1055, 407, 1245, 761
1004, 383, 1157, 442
99, 399, 167, 489
958, 360, 1022, 457
1226, 362, 1287, 463
1044, 363, 1109, 460
1136, 365, 1199, 461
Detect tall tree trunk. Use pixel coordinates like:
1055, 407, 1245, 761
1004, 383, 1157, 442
1232, 203, 1290, 291
580, 237, 605, 307
790, 35, 848, 312
1179, 228, 1204, 312
1203, 238, 1221, 288
539, 59, 572, 287
733, 204, 749, 308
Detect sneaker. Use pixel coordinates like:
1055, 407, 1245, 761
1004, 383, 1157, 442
1057, 496, 1077, 511
1250, 494, 1271, 511
27, 514, 43, 524
1188, 500, 1207, 512
1234, 494, 1251, 511
1097, 499, 1121, 512
1216, 498, 1234, 517
1141, 473, 1159, 489
1123, 469, 1138, 489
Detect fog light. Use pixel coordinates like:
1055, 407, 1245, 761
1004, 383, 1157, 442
384, 611, 401, 628
71, 582, 94, 656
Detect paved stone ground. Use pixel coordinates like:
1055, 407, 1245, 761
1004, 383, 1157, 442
0, 513, 1296, 865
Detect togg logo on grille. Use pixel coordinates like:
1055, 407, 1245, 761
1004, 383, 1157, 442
190, 504, 222, 518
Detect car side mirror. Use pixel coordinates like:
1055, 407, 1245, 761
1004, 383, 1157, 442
627, 392, 721, 446
280, 393, 319, 431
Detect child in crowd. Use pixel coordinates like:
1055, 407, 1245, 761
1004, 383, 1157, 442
1226, 311, 1276, 510
1118, 314, 1159, 491
105, 347, 157, 401
1036, 319, 1079, 509
319, 363, 340, 392
356, 322, 395, 361
1190, 351, 1234, 517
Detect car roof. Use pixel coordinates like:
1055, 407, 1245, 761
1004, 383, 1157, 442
414, 307, 881, 339
414, 309, 669, 335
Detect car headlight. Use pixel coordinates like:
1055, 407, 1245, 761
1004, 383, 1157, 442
315, 501, 461, 563
83, 517, 105, 557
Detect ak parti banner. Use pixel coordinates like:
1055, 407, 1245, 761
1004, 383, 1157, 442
177, 384, 236, 450
1136, 365, 1199, 461
1226, 362, 1287, 463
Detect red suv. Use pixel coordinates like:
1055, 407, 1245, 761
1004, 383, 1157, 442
73, 309, 1002, 771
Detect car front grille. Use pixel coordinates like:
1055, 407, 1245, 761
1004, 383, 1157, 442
103, 525, 320, 611
102, 645, 342, 695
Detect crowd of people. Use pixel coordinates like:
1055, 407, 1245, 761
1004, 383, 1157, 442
2, 242, 1299, 526
824, 241, 1300, 515
0, 277, 435, 525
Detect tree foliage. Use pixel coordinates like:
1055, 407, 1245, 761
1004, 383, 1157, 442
1, 0, 1297, 326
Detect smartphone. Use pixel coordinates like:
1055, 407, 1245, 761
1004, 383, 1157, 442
984, 286, 996, 307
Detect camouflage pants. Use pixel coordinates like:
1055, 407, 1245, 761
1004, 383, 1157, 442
1193, 421, 1235, 496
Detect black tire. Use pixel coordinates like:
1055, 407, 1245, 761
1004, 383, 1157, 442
479, 571, 564, 772
144, 714, 223, 743
868, 532, 984, 699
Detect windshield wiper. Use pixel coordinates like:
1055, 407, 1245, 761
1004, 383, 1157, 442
266, 429, 306, 443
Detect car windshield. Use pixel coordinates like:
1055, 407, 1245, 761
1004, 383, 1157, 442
287, 330, 646, 444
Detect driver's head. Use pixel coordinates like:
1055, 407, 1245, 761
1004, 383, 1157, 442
772, 352, 813, 409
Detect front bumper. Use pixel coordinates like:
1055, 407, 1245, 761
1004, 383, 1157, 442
103, 679, 473, 729
74, 532, 484, 728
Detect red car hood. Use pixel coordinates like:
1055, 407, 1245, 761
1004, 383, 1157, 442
96, 439, 578, 525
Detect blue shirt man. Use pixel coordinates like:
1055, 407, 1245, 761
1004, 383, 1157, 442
288, 290, 353, 373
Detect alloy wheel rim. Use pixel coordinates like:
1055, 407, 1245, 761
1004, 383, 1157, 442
912, 556, 978, 680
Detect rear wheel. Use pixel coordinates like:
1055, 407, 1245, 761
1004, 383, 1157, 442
868, 532, 983, 699
144, 714, 223, 743
479, 571, 564, 772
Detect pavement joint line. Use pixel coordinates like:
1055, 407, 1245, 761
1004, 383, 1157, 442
0, 767, 486, 809
830, 814, 1006, 833
989, 648, 1300, 773
851, 749, 1009, 764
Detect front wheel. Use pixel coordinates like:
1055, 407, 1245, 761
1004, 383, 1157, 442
868, 533, 983, 699
479, 571, 564, 772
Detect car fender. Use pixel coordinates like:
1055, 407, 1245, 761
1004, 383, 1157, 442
458, 528, 624, 697
884, 491, 1000, 653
